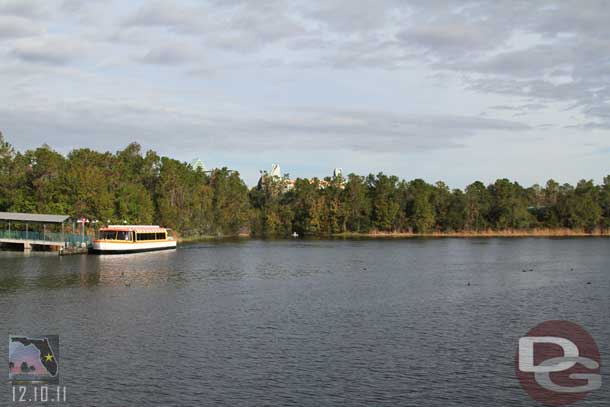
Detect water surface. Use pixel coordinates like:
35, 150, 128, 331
1, 238, 609, 406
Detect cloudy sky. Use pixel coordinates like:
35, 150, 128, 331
1, 0, 609, 186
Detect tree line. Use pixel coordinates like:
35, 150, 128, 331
1, 134, 609, 237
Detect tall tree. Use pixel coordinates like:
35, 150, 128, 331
557, 180, 601, 232
445, 189, 466, 232
406, 179, 435, 233
0, 132, 15, 211
26, 145, 69, 214
432, 181, 452, 231
290, 178, 323, 235
488, 179, 533, 229
600, 176, 610, 229
341, 174, 371, 233
537, 179, 561, 228
211, 168, 250, 235
368, 173, 401, 231
249, 172, 294, 236
64, 148, 115, 222
464, 181, 491, 231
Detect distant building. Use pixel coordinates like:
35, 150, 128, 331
318, 168, 346, 189
270, 163, 282, 178
258, 163, 293, 192
257, 165, 345, 192
189, 158, 207, 172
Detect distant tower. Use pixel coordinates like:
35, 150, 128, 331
333, 168, 342, 178
270, 163, 282, 178
190, 158, 207, 172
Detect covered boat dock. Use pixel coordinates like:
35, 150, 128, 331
0, 211, 78, 251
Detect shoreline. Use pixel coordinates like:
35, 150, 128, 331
177, 233, 250, 243
177, 228, 610, 242
331, 229, 610, 238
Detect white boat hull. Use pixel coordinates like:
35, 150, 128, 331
91, 240, 177, 254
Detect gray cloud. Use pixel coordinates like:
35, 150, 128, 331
398, 22, 498, 58
110, 0, 610, 124
535, 2, 610, 40
0, 98, 529, 157
489, 103, 547, 112
398, 5, 610, 127
209, 6, 305, 51
302, 0, 397, 33
0, 0, 48, 19
0, 16, 42, 39
123, 0, 203, 33
293, 2, 610, 127
489, 105, 519, 111
122, 0, 305, 51
137, 43, 194, 65
10, 37, 83, 65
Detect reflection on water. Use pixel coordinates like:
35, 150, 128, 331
0, 249, 179, 290
93, 250, 177, 287
1, 238, 610, 406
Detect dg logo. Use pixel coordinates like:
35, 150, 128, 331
515, 320, 601, 406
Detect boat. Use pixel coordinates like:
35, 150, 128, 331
91, 225, 177, 254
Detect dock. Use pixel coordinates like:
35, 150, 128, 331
0, 212, 90, 255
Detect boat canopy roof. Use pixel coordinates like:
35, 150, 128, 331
101, 225, 167, 233
0, 211, 69, 224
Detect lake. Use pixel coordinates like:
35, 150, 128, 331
1, 238, 609, 406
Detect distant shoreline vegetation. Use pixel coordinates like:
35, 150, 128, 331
1, 134, 609, 239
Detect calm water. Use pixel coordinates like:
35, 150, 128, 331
1, 238, 609, 406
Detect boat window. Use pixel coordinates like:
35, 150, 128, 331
136, 232, 158, 241
156, 232, 165, 240
99, 231, 117, 240
117, 231, 131, 241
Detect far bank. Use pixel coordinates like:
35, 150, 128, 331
176, 228, 610, 243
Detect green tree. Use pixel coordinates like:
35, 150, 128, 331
211, 168, 250, 235
536, 179, 561, 228
432, 181, 452, 231
116, 183, 154, 224
25, 145, 70, 214
249, 172, 294, 236
488, 179, 533, 229
600, 176, 610, 229
0, 132, 15, 210
320, 175, 344, 234
155, 157, 202, 234
341, 174, 371, 233
290, 178, 323, 235
406, 179, 435, 233
557, 180, 601, 232
64, 149, 115, 222
368, 173, 401, 231
464, 181, 491, 230
445, 189, 466, 232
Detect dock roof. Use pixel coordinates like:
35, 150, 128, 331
0, 211, 70, 224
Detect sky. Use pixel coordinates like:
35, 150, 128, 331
9, 342, 50, 376
0, 0, 609, 187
